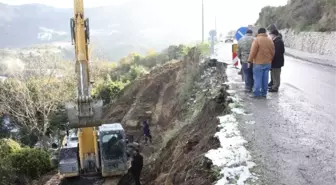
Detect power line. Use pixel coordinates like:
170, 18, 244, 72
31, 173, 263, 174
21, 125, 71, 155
202, 0, 204, 43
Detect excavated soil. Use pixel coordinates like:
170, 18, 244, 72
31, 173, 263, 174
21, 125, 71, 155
109, 51, 230, 185
141, 92, 230, 185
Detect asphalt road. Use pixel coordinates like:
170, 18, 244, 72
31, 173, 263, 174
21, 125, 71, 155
217, 44, 336, 185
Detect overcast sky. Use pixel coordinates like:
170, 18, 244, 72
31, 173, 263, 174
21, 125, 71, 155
0, 0, 287, 8
0, 0, 288, 37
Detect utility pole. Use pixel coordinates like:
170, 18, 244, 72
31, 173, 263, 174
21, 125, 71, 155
202, 0, 204, 43
215, 16, 217, 32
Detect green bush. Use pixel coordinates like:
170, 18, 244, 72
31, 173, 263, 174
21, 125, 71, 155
9, 148, 51, 180
0, 138, 21, 159
92, 74, 128, 105
0, 139, 21, 185
0, 157, 15, 185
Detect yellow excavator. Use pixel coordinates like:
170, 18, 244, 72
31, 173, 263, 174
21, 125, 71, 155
58, 0, 132, 180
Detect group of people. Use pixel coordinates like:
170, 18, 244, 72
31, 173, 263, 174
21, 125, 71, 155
237, 25, 285, 98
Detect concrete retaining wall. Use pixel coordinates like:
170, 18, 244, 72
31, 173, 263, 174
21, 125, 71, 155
280, 29, 336, 67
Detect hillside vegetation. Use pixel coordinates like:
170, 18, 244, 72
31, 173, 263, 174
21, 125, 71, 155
256, 0, 336, 32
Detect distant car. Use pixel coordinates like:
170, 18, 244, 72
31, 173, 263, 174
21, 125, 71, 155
224, 36, 234, 43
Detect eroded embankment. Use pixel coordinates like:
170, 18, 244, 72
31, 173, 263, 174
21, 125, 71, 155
109, 55, 231, 185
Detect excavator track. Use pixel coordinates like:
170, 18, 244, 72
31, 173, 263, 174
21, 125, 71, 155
102, 177, 122, 185
44, 175, 122, 185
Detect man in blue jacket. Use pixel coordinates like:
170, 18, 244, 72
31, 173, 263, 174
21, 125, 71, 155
143, 120, 152, 144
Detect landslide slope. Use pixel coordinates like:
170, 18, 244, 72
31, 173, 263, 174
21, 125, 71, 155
104, 47, 231, 185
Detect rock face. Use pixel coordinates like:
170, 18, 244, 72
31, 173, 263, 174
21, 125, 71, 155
280, 29, 336, 67
280, 29, 336, 56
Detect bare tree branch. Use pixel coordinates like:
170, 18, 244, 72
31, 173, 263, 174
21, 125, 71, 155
0, 53, 75, 140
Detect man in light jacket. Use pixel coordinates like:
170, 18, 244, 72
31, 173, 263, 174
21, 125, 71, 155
247, 28, 275, 98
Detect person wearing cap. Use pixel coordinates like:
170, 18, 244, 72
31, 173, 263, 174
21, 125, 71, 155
268, 29, 285, 92
267, 24, 283, 39
247, 28, 275, 98
267, 24, 283, 87
237, 29, 255, 92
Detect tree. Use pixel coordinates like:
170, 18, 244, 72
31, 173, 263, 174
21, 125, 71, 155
92, 74, 127, 105
0, 54, 75, 147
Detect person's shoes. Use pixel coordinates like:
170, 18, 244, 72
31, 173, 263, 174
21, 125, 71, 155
269, 89, 278, 92
249, 95, 262, 99
244, 89, 252, 93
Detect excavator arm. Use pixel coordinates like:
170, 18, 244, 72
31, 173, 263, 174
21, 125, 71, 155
66, 0, 102, 128
64, 0, 102, 175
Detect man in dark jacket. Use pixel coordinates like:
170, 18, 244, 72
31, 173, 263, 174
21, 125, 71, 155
267, 24, 283, 39
130, 149, 143, 185
269, 29, 285, 92
143, 120, 152, 144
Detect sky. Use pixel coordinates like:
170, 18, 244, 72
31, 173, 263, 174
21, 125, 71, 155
0, 0, 288, 38
0, 0, 288, 8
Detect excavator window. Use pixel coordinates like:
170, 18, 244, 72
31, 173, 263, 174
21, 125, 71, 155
59, 147, 77, 160
101, 133, 125, 160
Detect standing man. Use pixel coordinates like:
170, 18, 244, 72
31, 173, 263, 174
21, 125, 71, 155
269, 29, 285, 92
237, 29, 255, 92
247, 28, 275, 98
143, 120, 152, 144
130, 149, 143, 185
267, 23, 283, 87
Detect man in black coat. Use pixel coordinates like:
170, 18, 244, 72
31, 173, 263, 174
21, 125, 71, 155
269, 29, 285, 92
130, 149, 143, 185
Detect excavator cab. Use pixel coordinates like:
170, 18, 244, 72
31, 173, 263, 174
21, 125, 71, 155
99, 123, 129, 177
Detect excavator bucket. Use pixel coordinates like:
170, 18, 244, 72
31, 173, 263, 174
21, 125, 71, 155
65, 99, 103, 128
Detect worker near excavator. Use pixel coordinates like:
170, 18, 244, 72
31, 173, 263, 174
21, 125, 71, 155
143, 120, 152, 144
130, 149, 144, 185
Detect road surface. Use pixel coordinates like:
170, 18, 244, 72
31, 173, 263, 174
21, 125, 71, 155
217, 43, 336, 185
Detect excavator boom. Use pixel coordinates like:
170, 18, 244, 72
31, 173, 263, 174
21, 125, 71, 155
66, 0, 103, 128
